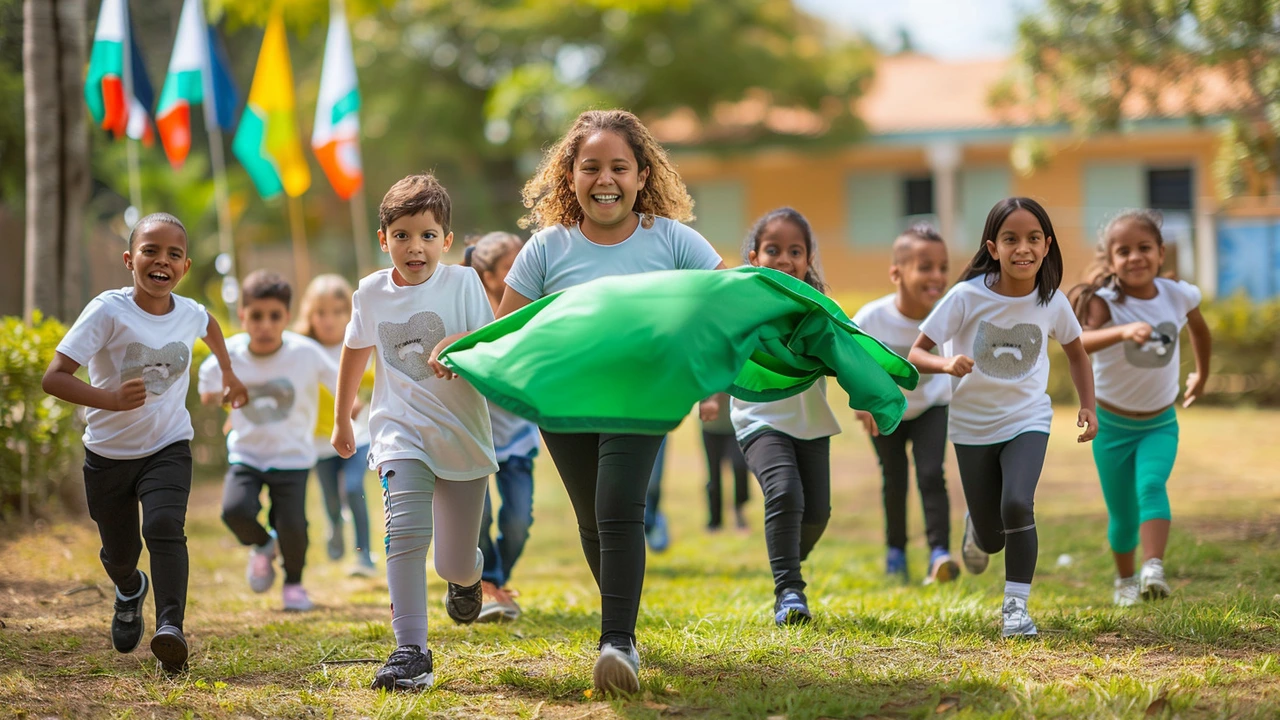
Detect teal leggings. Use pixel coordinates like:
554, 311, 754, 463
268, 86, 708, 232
1093, 406, 1179, 554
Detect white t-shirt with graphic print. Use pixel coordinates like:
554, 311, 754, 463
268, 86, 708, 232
56, 288, 208, 460
198, 331, 337, 471
853, 294, 952, 421
730, 377, 842, 444
1092, 278, 1201, 413
345, 264, 497, 480
919, 276, 1082, 445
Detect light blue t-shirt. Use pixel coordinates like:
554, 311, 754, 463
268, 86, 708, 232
505, 215, 723, 300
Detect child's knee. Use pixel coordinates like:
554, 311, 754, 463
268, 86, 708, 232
764, 486, 805, 514
1001, 496, 1035, 531
1108, 518, 1139, 554
141, 511, 185, 543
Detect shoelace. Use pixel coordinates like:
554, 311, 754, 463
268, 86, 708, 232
387, 646, 425, 666
113, 598, 137, 622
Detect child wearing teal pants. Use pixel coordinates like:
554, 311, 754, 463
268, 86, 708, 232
1071, 210, 1212, 606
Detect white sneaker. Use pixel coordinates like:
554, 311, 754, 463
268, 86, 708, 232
592, 641, 640, 695
1139, 558, 1170, 601
1113, 575, 1139, 607
961, 514, 989, 575
1001, 596, 1038, 638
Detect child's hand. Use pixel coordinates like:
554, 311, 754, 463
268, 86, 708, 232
112, 378, 147, 411
427, 339, 457, 380
942, 355, 974, 377
331, 421, 356, 459
222, 373, 248, 409
698, 397, 720, 422
1183, 371, 1205, 408
1121, 322, 1153, 344
855, 410, 879, 437
1077, 407, 1098, 443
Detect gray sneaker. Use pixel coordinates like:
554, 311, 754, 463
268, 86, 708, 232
1001, 596, 1038, 638
592, 641, 640, 695
1114, 576, 1139, 607
961, 514, 989, 575
1139, 558, 1170, 601
247, 532, 277, 594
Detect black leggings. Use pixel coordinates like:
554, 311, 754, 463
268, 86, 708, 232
953, 432, 1049, 584
83, 441, 192, 630
870, 405, 951, 551
221, 465, 310, 585
703, 430, 749, 527
540, 431, 664, 648
741, 432, 831, 596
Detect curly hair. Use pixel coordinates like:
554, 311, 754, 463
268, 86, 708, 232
518, 109, 694, 231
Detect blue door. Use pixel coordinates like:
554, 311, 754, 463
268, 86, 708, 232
1217, 220, 1280, 300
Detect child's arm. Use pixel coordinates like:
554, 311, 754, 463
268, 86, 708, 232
1182, 307, 1212, 407
42, 353, 146, 411
1077, 296, 1153, 353
203, 315, 248, 408
907, 333, 973, 377
428, 282, 533, 379
698, 396, 720, 422
332, 344, 374, 459
854, 410, 880, 437
1061, 337, 1097, 442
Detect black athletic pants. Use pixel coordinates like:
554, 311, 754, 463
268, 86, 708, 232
741, 432, 831, 597
953, 431, 1049, 584
220, 464, 310, 585
869, 405, 951, 551
703, 430, 750, 527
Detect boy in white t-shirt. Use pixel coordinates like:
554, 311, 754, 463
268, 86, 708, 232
332, 174, 497, 691
853, 225, 958, 586
198, 270, 338, 612
43, 213, 248, 673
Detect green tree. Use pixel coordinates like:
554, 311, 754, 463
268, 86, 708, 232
1008, 0, 1277, 198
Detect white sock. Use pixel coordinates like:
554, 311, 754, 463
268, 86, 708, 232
1117, 574, 1138, 584
1004, 581, 1031, 601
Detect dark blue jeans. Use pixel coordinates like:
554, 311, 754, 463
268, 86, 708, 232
479, 454, 535, 587
314, 445, 372, 561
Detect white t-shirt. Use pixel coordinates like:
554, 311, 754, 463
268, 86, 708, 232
505, 215, 722, 300
489, 403, 539, 463
315, 342, 372, 460
730, 378, 842, 443
198, 331, 337, 471
919, 276, 1082, 445
1092, 278, 1201, 413
853, 294, 952, 421
56, 288, 208, 460
346, 264, 497, 480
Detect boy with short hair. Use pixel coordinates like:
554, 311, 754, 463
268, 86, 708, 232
853, 224, 959, 585
198, 269, 339, 612
332, 173, 497, 691
43, 212, 248, 673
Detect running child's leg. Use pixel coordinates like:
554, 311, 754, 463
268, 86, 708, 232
743, 432, 807, 596
870, 425, 911, 552
342, 448, 373, 561
998, 432, 1049, 585
494, 456, 535, 584
909, 406, 951, 552
727, 437, 750, 510
703, 429, 726, 528
314, 456, 345, 559
221, 465, 271, 547
135, 441, 193, 630
479, 485, 502, 585
381, 460, 435, 651
431, 477, 487, 585
595, 433, 663, 647
84, 450, 146, 598
1135, 416, 1178, 562
541, 431, 604, 585
264, 470, 310, 585
953, 443, 1007, 555
792, 436, 831, 562
1093, 410, 1140, 576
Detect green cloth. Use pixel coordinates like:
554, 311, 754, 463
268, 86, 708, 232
440, 266, 919, 436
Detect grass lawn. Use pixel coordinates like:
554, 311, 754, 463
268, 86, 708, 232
2, 404, 1279, 719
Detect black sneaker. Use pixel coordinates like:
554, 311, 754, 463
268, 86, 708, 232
773, 587, 812, 626
371, 645, 434, 691
111, 571, 149, 653
444, 580, 482, 624
150, 625, 189, 674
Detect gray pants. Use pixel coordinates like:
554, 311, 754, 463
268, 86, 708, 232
379, 459, 486, 650
953, 432, 1049, 584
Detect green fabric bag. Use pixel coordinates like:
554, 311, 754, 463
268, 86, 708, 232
440, 266, 919, 435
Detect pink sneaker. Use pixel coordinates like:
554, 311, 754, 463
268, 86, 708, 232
246, 535, 276, 594
282, 583, 314, 612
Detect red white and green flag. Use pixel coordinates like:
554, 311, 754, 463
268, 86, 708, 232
311, 0, 363, 200
84, 0, 154, 144
156, 0, 237, 168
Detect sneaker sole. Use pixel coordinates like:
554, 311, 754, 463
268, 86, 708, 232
476, 608, 518, 624
774, 609, 812, 626
1001, 629, 1040, 639
1141, 584, 1170, 601
394, 671, 434, 691
283, 604, 315, 613
931, 559, 961, 584
593, 653, 640, 695
150, 632, 189, 673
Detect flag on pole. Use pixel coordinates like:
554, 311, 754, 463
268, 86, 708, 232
312, 0, 363, 200
156, 0, 238, 168
233, 9, 311, 200
85, 0, 154, 143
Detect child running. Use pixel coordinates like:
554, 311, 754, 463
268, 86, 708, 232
852, 224, 957, 585
333, 173, 497, 691
1070, 210, 1211, 605
702, 392, 750, 532
199, 270, 339, 612
42, 212, 248, 673
462, 232, 539, 622
295, 274, 377, 576
730, 207, 838, 626
430, 109, 725, 694
909, 197, 1096, 638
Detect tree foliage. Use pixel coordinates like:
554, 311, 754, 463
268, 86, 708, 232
1010, 0, 1280, 199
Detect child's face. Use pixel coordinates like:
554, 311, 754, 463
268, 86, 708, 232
891, 239, 949, 308
309, 294, 350, 346
1107, 219, 1164, 290
238, 297, 290, 351
749, 219, 810, 282
479, 251, 516, 299
378, 211, 453, 286
986, 208, 1051, 283
124, 223, 191, 300
571, 131, 650, 230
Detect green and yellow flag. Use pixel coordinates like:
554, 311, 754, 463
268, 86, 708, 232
232, 9, 310, 199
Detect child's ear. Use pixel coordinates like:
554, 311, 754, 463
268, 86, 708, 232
747, 249, 759, 266
377, 228, 388, 252
888, 265, 902, 284
985, 239, 999, 260
442, 232, 454, 253
123, 250, 133, 270
637, 166, 650, 190
182, 257, 192, 274
236, 304, 247, 323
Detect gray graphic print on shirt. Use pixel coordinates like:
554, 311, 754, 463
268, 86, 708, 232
974, 321, 1043, 380
121, 341, 190, 395
241, 378, 296, 425
1124, 321, 1178, 368
377, 311, 447, 382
